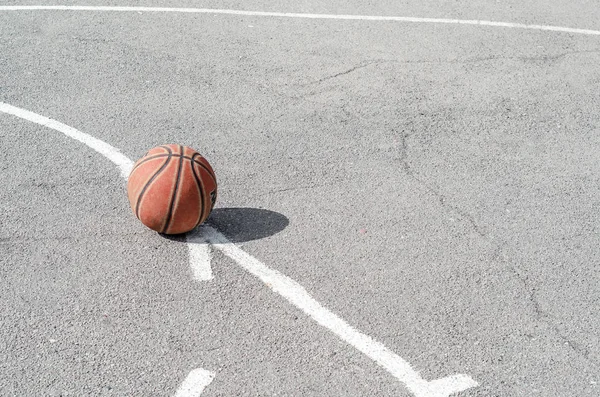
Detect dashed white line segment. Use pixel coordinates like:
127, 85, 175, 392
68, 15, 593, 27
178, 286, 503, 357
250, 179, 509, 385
174, 368, 216, 397
0, 5, 599, 36
186, 234, 214, 281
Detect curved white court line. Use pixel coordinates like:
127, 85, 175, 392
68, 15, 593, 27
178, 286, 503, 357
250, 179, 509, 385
0, 101, 477, 396
0, 103, 133, 178
0, 5, 599, 36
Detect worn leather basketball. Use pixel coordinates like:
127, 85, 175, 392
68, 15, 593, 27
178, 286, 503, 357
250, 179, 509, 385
127, 144, 217, 234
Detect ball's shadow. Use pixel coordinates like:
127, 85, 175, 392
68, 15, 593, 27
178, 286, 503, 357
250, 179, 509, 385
162, 207, 288, 243
206, 207, 289, 243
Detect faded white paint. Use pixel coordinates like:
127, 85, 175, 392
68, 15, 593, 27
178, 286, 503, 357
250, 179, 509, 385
1, 99, 478, 396
0, 102, 133, 177
174, 368, 215, 397
198, 225, 477, 397
186, 234, 214, 281
0, 5, 599, 36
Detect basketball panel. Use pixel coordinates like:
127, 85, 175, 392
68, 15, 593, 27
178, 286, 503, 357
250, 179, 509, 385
127, 156, 171, 215
193, 156, 217, 182
162, 144, 183, 156
164, 159, 203, 234
136, 157, 180, 232
193, 162, 217, 224
147, 146, 171, 156
183, 146, 198, 158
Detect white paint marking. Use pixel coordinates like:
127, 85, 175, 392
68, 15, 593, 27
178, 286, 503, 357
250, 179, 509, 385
0, 102, 133, 178
0, 103, 215, 396
0, 5, 599, 36
0, 102, 478, 395
195, 225, 478, 397
174, 368, 215, 397
0, 102, 213, 286
0, 102, 215, 285
186, 234, 214, 281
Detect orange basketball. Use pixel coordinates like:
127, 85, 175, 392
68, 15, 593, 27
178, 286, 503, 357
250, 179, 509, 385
127, 144, 217, 234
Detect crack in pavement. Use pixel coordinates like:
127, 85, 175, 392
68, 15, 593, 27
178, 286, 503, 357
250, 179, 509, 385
458, 48, 600, 64
383, 49, 600, 66
493, 244, 599, 367
396, 129, 486, 237
300, 49, 600, 87
395, 126, 598, 367
282, 49, 599, 102
302, 59, 391, 86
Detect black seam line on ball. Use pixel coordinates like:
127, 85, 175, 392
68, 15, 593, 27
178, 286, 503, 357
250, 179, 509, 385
135, 153, 216, 184
135, 146, 173, 219
193, 160, 217, 185
191, 154, 216, 180
131, 154, 198, 173
190, 153, 206, 227
161, 144, 185, 234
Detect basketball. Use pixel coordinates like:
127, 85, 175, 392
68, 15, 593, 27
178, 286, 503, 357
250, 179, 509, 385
127, 144, 217, 234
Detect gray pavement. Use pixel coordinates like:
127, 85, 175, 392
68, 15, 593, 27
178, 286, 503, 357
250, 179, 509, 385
1, 2, 599, 396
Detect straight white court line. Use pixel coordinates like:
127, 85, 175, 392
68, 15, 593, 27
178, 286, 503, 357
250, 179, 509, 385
194, 225, 477, 397
0, 102, 477, 396
174, 368, 215, 397
0, 5, 599, 36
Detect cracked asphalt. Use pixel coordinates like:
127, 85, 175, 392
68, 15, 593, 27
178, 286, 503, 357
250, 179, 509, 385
1, 1, 600, 396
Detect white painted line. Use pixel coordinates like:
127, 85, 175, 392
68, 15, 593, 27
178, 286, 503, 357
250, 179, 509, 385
186, 233, 214, 281
199, 224, 478, 397
0, 103, 478, 396
0, 101, 214, 283
174, 368, 215, 397
0, 102, 217, 396
1, 5, 599, 36
0, 102, 133, 178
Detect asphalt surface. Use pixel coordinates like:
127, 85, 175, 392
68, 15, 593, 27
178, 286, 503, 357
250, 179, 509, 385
1, 2, 599, 396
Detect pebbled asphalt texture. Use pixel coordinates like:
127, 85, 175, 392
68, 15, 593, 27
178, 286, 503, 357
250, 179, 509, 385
1, 2, 599, 396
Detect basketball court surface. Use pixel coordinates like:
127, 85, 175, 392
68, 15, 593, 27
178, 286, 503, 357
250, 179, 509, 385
1, 2, 599, 396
